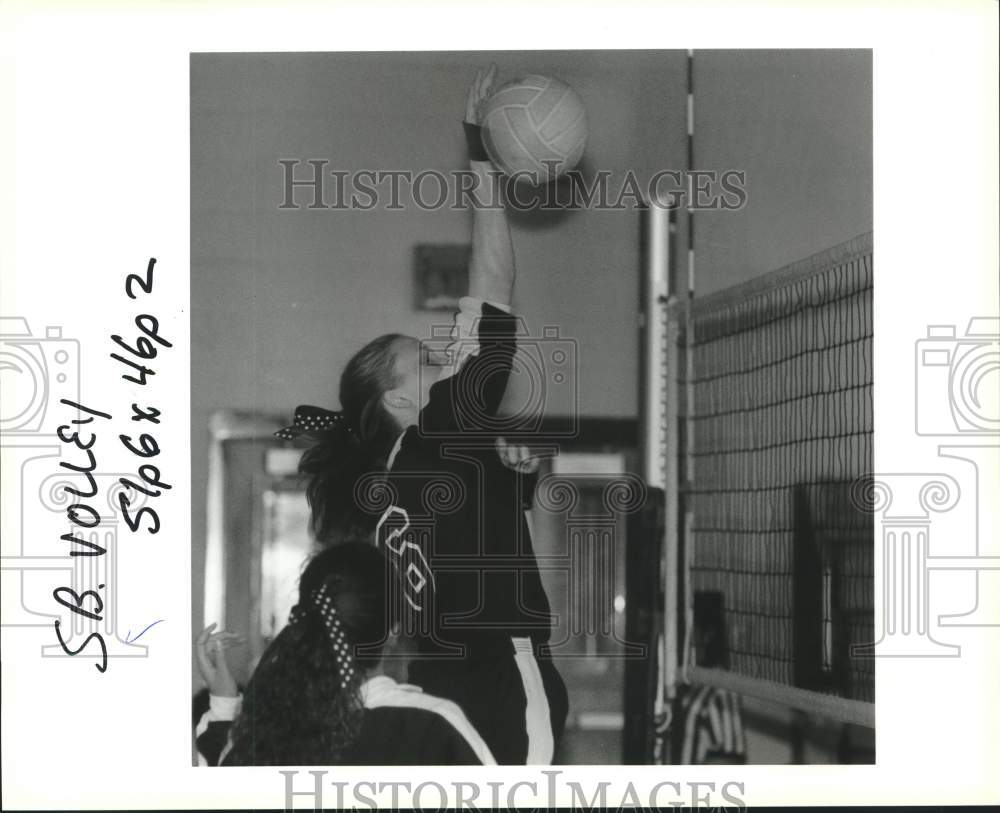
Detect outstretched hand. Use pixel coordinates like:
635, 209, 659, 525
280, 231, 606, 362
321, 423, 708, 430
465, 63, 498, 124
195, 622, 244, 698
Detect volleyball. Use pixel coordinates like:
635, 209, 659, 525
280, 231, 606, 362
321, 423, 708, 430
480, 75, 588, 183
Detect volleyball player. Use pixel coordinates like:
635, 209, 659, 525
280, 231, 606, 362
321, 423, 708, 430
280, 66, 567, 764
194, 542, 495, 766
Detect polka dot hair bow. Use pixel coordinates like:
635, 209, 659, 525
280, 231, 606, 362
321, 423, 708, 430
274, 405, 347, 442
312, 583, 356, 690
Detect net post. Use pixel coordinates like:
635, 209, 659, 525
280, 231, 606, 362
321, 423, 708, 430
639, 198, 679, 761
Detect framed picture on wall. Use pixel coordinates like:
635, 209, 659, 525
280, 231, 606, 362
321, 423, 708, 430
414, 243, 470, 310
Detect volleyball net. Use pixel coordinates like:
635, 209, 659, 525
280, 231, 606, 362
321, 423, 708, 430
644, 228, 875, 727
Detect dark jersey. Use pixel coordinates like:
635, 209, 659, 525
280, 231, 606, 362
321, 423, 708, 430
377, 299, 553, 658
195, 676, 495, 766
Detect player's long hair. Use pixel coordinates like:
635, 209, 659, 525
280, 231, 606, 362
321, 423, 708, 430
299, 334, 407, 543
224, 542, 393, 766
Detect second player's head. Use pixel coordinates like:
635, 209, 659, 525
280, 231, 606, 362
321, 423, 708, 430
225, 541, 400, 766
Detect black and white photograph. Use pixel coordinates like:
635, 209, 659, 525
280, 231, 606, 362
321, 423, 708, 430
190, 49, 874, 767
2, 1, 997, 810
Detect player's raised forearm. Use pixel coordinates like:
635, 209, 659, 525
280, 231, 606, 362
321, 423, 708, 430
468, 158, 515, 307
463, 65, 514, 308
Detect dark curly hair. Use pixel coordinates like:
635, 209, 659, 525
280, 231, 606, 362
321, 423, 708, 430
298, 333, 408, 543
223, 541, 395, 766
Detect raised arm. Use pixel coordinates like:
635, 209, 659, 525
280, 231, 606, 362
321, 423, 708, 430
416, 68, 520, 436
465, 65, 515, 308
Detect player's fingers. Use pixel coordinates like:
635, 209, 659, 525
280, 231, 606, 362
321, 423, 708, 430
509, 444, 529, 468
500, 443, 518, 467
195, 629, 216, 677
196, 623, 216, 649
466, 69, 483, 119
211, 636, 245, 652
511, 444, 538, 472
196, 632, 210, 662
206, 628, 238, 664
479, 65, 496, 102
195, 649, 214, 680
520, 456, 541, 473
483, 63, 497, 94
